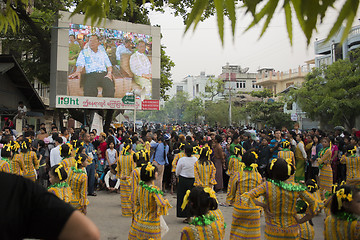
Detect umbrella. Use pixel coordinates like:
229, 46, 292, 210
334, 126, 345, 131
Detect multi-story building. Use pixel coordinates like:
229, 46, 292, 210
219, 63, 261, 94
314, 25, 360, 67
255, 62, 313, 97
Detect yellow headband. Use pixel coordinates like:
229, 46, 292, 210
77, 156, 82, 164
4, 143, 11, 152
307, 185, 316, 191
204, 187, 218, 202
270, 158, 277, 170
55, 165, 63, 181
181, 190, 191, 210
239, 161, 246, 171
251, 151, 258, 159
206, 148, 213, 159
348, 146, 357, 156
145, 162, 155, 177
21, 141, 27, 149
66, 143, 73, 155
250, 163, 258, 171
336, 188, 353, 210
282, 140, 290, 148
122, 144, 130, 155
285, 158, 293, 176
179, 143, 185, 150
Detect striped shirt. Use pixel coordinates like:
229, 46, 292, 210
227, 156, 243, 176
116, 154, 135, 180
11, 153, 24, 175
0, 160, 11, 173
340, 155, 360, 183
172, 152, 186, 172
324, 214, 360, 240
48, 185, 73, 204
194, 160, 217, 188
67, 168, 88, 208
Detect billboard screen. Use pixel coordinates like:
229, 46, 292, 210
50, 11, 161, 109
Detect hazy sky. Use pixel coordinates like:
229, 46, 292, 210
148, 4, 355, 83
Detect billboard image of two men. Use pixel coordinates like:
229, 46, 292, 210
68, 24, 152, 100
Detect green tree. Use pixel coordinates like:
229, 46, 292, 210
183, 97, 204, 124
163, 91, 190, 123
249, 88, 273, 100
245, 100, 293, 129
203, 77, 225, 101
2, 0, 355, 46
290, 50, 360, 129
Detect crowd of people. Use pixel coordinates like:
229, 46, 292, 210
0, 121, 359, 239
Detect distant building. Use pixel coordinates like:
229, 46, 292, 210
255, 62, 313, 97
314, 25, 360, 67
219, 63, 261, 95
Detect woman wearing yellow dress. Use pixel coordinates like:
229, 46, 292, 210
16, 139, 39, 181
48, 164, 72, 204
60, 143, 77, 172
128, 162, 171, 240
0, 143, 12, 173
246, 158, 317, 240
340, 145, 360, 186
116, 139, 135, 217
194, 146, 217, 188
317, 137, 333, 198
9, 141, 23, 175
67, 153, 89, 214
228, 151, 263, 240
324, 184, 360, 240
278, 140, 296, 182
180, 186, 225, 240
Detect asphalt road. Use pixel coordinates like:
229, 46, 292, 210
87, 190, 325, 240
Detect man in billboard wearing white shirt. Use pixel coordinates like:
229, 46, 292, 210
116, 39, 132, 66
129, 40, 152, 98
69, 35, 114, 98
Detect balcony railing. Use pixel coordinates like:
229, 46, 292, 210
256, 65, 312, 84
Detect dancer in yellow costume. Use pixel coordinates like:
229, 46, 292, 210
324, 184, 360, 240
317, 137, 333, 198
180, 186, 225, 240
246, 158, 318, 240
194, 146, 217, 188
278, 141, 296, 182
67, 153, 89, 214
0, 143, 12, 173
60, 143, 77, 172
17, 139, 39, 181
340, 145, 360, 187
128, 162, 171, 240
228, 151, 263, 240
116, 140, 135, 217
296, 200, 314, 240
48, 164, 72, 204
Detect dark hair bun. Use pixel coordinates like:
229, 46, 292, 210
188, 187, 218, 217
266, 158, 295, 181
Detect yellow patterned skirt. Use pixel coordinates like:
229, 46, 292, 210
23, 169, 36, 182
264, 222, 300, 240
128, 217, 161, 240
319, 164, 333, 193
299, 214, 314, 240
120, 179, 132, 217
230, 203, 261, 239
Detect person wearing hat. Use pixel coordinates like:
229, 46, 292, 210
243, 132, 259, 151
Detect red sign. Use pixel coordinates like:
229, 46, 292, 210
141, 100, 160, 110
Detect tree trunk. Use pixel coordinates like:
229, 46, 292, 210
103, 110, 114, 133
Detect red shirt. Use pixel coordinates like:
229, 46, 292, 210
98, 142, 107, 159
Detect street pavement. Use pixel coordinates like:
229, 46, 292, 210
87, 190, 325, 240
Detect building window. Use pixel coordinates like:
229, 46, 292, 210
252, 80, 260, 88
236, 83, 239, 88
239, 81, 246, 88
196, 84, 199, 93
176, 86, 183, 92
286, 103, 293, 110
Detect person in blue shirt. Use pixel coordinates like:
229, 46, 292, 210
150, 133, 170, 190
83, 133, 98, 196
69, 34, 114, 97
269, 129, 285, 159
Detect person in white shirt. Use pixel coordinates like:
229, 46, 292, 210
50, 137, 63, 167
104, 164, 120, 193
175, 144, 198, 223
129, 40, 152, 99
116, 39, 132, 66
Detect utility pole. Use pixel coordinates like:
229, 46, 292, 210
226, 87, 233, 127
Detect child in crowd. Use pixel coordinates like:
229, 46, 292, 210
318, 137, 333, 199
104, 164, 120, 193
228, 151, 263, 240
246, 158, 317, 239
48, 164, 72, 204
16, 139, 39, 181
105, 141, 118, 167
324, 185, 360, 240
0, 143, 12, 173
305, 179, 323, 215
340, 145, 360, 186
67, 153, 89, 214
60, 143, 76, 172
194, 146, 217, 188
116, 139, 135, 217
130, 149, 150, 214
180, 186, 225, 240
128, 163, 171, 240
296, 200, 314, 240
278, 140, 296, 182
